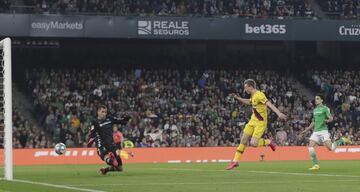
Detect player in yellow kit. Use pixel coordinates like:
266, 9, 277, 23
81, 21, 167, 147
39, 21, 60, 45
226, 79, 287, 170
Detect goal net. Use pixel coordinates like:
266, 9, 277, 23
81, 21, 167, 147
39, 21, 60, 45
0, 37, 12, 180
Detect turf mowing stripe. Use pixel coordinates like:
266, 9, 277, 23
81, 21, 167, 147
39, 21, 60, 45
68, 180, 359, 187
148, 168, 360, 178
248, 171, 360, 178
8, 179, 106, 192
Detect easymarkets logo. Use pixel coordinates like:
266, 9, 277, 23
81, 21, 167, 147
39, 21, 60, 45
31, 21, 83, 31
138, 20, 190, 36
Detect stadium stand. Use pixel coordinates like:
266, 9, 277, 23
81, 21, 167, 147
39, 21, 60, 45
23, 68, 357, 148
12, 107, 53, 148
22, 0, 315, 19
317, 0, 359, 19
0, 0, 11, 12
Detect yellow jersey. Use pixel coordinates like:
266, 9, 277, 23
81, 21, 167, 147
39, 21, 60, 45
250, 90, 268, 121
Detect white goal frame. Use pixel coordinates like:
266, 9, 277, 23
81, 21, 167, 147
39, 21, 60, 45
0, 37, 12, 180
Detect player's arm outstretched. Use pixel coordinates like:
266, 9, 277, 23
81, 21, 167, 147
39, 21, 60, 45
265, 100, 287, 120
300, 109, 333, 137
300, 122, 314, 137
229, 93, 251, 105
111, 114, 132, 125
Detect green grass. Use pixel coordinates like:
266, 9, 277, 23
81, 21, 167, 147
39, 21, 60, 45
1, 161, 360, 192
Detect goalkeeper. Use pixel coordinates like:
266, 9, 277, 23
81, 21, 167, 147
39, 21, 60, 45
87, 105, 131, 175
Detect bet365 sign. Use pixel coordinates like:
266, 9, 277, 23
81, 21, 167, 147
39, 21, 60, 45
245, 23, 286, 34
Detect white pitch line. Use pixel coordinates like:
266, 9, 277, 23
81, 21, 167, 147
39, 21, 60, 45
69, 179, 359, 187
8, 179, 106, 192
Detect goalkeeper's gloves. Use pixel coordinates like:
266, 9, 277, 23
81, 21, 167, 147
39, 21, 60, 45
120, 114, 132, 125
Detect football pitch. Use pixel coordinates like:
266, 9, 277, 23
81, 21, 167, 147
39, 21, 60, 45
1, 160, 359, 192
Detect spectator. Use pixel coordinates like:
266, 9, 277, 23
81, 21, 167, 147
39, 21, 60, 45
276, 127, 288, 146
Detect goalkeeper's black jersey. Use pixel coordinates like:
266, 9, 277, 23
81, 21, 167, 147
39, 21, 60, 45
89, 116, 127, 148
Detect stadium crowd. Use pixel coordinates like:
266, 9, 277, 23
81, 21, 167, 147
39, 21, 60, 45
25, 0, 315, 18
12, 107, 54, 149
318, 0, 360, 19
0, 0, 11, 12
9, 68, 351, 149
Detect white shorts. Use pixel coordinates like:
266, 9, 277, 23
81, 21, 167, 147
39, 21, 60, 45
309, 130, 331, 144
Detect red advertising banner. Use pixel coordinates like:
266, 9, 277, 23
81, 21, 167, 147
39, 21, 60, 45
1, 146, 360, 166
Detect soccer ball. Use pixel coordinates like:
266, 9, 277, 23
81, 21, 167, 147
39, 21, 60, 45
54, 143, 66, 155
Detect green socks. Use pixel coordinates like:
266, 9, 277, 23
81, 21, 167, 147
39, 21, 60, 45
308, 147, 319, 165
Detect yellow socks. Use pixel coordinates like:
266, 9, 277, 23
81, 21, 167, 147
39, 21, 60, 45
233, 144, 245, 162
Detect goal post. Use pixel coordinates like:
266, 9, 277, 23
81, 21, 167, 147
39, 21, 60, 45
0, 37, 13, 180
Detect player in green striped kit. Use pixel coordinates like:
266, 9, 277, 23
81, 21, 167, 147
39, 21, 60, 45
300, 94, 352, 170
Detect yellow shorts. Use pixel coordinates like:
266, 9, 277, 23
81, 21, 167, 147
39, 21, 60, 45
243, 120, 267, 139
